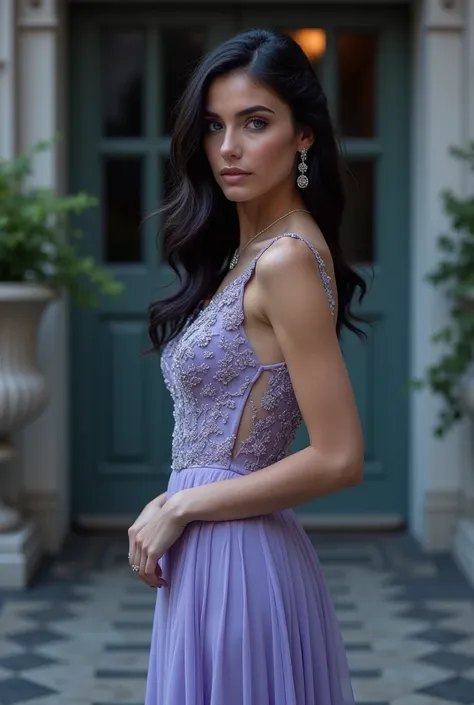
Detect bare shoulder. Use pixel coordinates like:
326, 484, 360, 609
255, 225, 335, 285
253, 224, 338, 324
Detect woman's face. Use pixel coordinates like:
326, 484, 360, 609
203, 71, 309, 203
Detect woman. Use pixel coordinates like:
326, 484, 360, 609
128, 29, 366, 705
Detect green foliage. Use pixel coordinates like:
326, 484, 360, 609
0, 140, 124, 306
419, 143, 474, 436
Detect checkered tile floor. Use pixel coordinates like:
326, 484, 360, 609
0, 532, 473, 704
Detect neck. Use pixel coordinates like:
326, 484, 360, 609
236, 187, 307, 248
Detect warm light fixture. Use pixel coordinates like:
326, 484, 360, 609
290, 28, 327, 62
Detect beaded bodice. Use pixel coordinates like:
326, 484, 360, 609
161, 233, 335, 474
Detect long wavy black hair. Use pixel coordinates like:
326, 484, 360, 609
148, 29, 367, 350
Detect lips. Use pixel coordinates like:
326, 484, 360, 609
220, 168, 251, 185
220, 168, 250, 176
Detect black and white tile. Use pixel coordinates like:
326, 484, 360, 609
0, 533, 473, 704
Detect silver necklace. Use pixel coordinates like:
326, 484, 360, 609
228, 208, 310, 270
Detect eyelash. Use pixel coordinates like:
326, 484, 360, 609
205, 117, 268, 133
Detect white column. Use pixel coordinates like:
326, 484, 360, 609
0, 0, 70, 589
452, 0, 474, 584
0, 0, 33, 588
410, 0, 466, 551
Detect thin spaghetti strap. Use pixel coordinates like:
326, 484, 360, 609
250, 232, 336, 315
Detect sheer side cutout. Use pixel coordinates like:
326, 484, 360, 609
229, 233, 335, 469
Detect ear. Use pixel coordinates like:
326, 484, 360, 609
297, 126, 314, 152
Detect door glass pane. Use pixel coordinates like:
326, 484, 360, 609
162, 29, 207, 133
337, 33, 376, 137
287, 28, 326, 73
103, 157, 143, 263
340, 160, 374, 263
102, 29, 145, 137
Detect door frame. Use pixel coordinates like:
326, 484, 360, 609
68, 3, 411, 527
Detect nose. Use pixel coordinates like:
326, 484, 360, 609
220, 129, 242, 160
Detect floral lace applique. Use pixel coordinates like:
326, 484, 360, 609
233, 365, 303, 471
160, 233, 335, 473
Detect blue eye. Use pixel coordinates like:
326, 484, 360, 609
205, 121, 222, 133
247, 117, 268, 130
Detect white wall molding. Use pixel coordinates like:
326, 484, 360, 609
18, 0, 58, 30
425, 0, 464, 29
422, 489, 461, 551
0, 522, 42, 589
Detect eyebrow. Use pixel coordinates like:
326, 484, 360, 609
204, 105, 276, 118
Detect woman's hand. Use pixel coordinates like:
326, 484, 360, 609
128, 494, 187, 588
130, 493, 168, 533
128, 493, 168, 588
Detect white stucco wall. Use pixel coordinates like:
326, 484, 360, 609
409, 0, 470, 550
1, 0, 473, 556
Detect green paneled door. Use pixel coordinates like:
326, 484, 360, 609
69, 5, 409, 526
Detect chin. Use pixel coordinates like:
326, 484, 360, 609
224, 193, 251, 203
222, 186, 265, 203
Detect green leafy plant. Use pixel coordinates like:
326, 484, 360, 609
0, 140, 124, 306
417, 143, 474, 437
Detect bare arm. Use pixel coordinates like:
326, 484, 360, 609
168, 237, 364, 523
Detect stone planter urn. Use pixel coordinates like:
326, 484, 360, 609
0, 283, 55, 532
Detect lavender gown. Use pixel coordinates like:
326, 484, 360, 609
145, 233, 355, 705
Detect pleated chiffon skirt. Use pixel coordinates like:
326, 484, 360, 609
145, 466, 355, 705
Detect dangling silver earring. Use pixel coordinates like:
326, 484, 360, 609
297, 148, 309, 189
